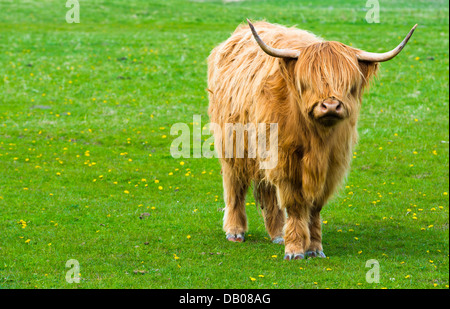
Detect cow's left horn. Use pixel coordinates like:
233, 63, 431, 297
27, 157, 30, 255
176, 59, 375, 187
247, 19, 300, 59
356, 24, 418, 62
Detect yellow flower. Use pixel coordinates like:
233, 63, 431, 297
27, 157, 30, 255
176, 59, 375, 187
124, 190, 129, 194
186, 235, 191, 239
18, 220, 27, 228
158, 186, 163, 190
25, 239, 31, 243
180, 161, 185, 166
250, 277, 256, 281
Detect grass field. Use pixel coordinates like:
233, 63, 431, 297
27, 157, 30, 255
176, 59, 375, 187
0, 0, 448, 289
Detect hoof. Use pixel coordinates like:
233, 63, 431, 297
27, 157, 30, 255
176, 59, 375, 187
306, 250, 317, 258
283, 253, 305, 261
235, 234, 245, 242
272, 237, 284, 244
306, 250, 326, 258
226, 233, 245, 242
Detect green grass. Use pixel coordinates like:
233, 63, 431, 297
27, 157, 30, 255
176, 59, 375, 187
0, 0, 448, 289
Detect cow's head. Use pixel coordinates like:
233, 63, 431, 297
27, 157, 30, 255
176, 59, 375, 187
248, 20, 417, 128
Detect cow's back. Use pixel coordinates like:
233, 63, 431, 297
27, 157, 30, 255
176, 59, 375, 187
207, 22, 321, 125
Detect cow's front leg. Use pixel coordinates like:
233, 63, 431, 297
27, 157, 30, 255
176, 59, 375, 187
306, 207, 326, 258
284, 206, 310, 260
277, 182, 310, 260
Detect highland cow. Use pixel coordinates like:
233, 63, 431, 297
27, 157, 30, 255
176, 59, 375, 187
207, 20, 416, 260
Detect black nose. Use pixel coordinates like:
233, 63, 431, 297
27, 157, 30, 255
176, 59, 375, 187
320, 100, 342, 114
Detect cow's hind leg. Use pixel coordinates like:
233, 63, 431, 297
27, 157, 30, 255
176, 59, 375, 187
255, 182, 285, 244
222, 163, 249, 242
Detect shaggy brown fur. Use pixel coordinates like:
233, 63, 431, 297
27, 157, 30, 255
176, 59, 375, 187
207, 21, 379, 259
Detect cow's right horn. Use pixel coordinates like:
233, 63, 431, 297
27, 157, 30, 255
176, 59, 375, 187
247, 19, 300, 59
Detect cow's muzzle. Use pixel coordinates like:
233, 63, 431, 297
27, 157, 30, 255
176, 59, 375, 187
312, 97, 346, 126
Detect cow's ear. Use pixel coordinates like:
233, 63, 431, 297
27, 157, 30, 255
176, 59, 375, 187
278, 58, 297, 84
358, 60, 379, 88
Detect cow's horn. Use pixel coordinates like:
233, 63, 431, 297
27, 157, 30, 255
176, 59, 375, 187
247, 19, 300, 59
356, 24, 418, 62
